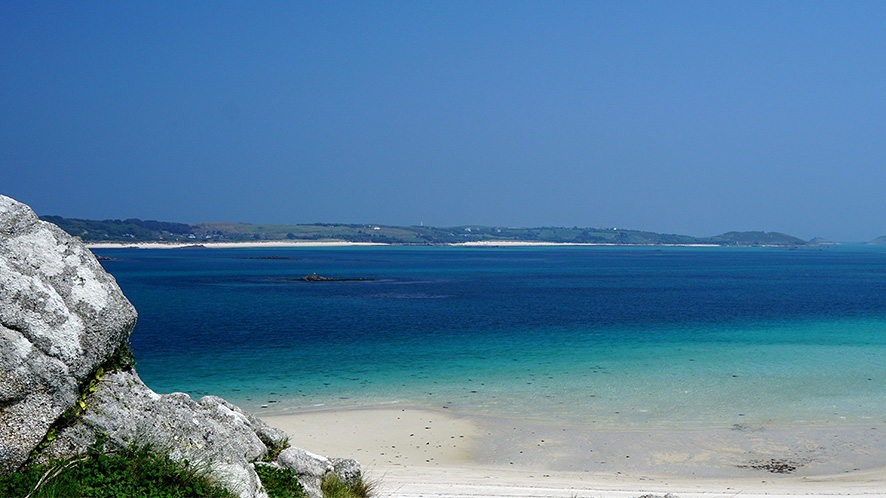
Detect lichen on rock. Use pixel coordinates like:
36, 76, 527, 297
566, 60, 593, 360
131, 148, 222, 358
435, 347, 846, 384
0, 195, 137, 474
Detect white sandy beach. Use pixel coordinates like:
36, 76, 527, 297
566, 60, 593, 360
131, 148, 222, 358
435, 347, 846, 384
264, 407, 886, 497
86, 240, 725, 250
84, 240, 593, 249
85, 241, 389, 249
450, 241, 721, 247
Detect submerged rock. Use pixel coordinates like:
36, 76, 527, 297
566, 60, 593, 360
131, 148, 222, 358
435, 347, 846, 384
0, 195, 137, 474
290, 273, 376, 282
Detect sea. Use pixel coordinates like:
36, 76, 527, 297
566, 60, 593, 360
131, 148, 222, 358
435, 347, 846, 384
93, 245, 886, 430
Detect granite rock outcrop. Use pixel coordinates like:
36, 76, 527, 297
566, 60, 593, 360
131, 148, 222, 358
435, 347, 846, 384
0, 195, 137, 474
0, 195, 360, 498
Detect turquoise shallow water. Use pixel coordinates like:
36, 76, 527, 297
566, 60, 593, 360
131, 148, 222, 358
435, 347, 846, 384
94, 245, 886, 428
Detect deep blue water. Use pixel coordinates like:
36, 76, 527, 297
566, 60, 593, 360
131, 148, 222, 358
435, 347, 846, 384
93, 245, 886, 428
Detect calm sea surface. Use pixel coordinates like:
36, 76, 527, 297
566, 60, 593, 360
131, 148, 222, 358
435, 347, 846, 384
94, 245, 886, 428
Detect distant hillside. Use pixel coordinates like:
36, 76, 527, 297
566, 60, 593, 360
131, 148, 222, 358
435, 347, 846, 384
40, 216, 192, 241
40, 215, 811, 247
866, 236, 886, 245
701, 231, 809, 247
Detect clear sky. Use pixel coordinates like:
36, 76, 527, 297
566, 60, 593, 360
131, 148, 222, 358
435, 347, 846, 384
2, 2, 884, 241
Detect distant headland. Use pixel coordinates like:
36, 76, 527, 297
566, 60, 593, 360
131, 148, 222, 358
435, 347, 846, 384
40, 215, 828, 247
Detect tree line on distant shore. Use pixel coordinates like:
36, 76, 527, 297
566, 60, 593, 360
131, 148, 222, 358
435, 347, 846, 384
40, 214, 826, 247
40, 216, 192, 241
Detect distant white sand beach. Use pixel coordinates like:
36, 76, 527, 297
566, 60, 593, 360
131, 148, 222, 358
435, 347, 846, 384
85, 241, 388, 249
86, 240, 723, 249
451, 240, 720, 247
264, 406, 886, 498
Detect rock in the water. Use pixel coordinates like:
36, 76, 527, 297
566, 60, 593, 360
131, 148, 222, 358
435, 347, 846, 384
0, 195, 137, 474
293, 273, 375, 282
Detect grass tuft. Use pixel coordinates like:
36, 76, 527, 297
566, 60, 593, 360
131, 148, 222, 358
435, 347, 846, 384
104, 341, 137, 372
253, 464, 307, 498
319, 473, 376, 498
1, 439, 236, 498
262, 437, 290, 463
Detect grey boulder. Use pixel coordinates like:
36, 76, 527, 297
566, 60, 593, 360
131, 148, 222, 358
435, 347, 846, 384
0, 195, 137, 474
38, 364, 361, 498
39, 369, 275, 498
275, 447, 362, 498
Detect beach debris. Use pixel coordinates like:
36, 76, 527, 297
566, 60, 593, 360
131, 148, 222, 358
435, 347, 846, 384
731, 423, 764, 432
740, 458, 801, 474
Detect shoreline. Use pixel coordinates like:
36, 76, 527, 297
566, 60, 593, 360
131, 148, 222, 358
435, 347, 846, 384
85, 240, 772, 249
263, 405, 886, 497
85, 240, 389, 249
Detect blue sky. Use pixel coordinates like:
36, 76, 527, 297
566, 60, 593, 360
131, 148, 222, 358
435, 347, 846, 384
2, 2, 884, 241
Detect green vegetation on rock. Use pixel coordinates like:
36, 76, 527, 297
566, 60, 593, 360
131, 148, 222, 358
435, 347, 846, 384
2, 454, 376, 498
319, 473, 376, 498
261, 438, 290, 463
1, 440, 236, 498
104, 341, 137, 371
6, 337, 374, 498
28, 342, 137, 462
254, 465, 307, 498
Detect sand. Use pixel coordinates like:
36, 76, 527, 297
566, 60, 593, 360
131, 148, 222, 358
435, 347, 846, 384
451, 241, 720, 247
264, 407, 480, 468
85, 240, 722, 249
263, 406, 886, 497
85, 241, 387, 249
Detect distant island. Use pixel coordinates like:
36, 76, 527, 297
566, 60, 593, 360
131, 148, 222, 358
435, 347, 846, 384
39, 215, 821, 247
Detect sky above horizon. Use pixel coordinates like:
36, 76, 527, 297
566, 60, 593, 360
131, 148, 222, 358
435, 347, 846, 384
2, 2, 885, 241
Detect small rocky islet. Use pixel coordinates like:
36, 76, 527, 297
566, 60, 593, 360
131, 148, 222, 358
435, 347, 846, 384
285, 273, 378, 282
